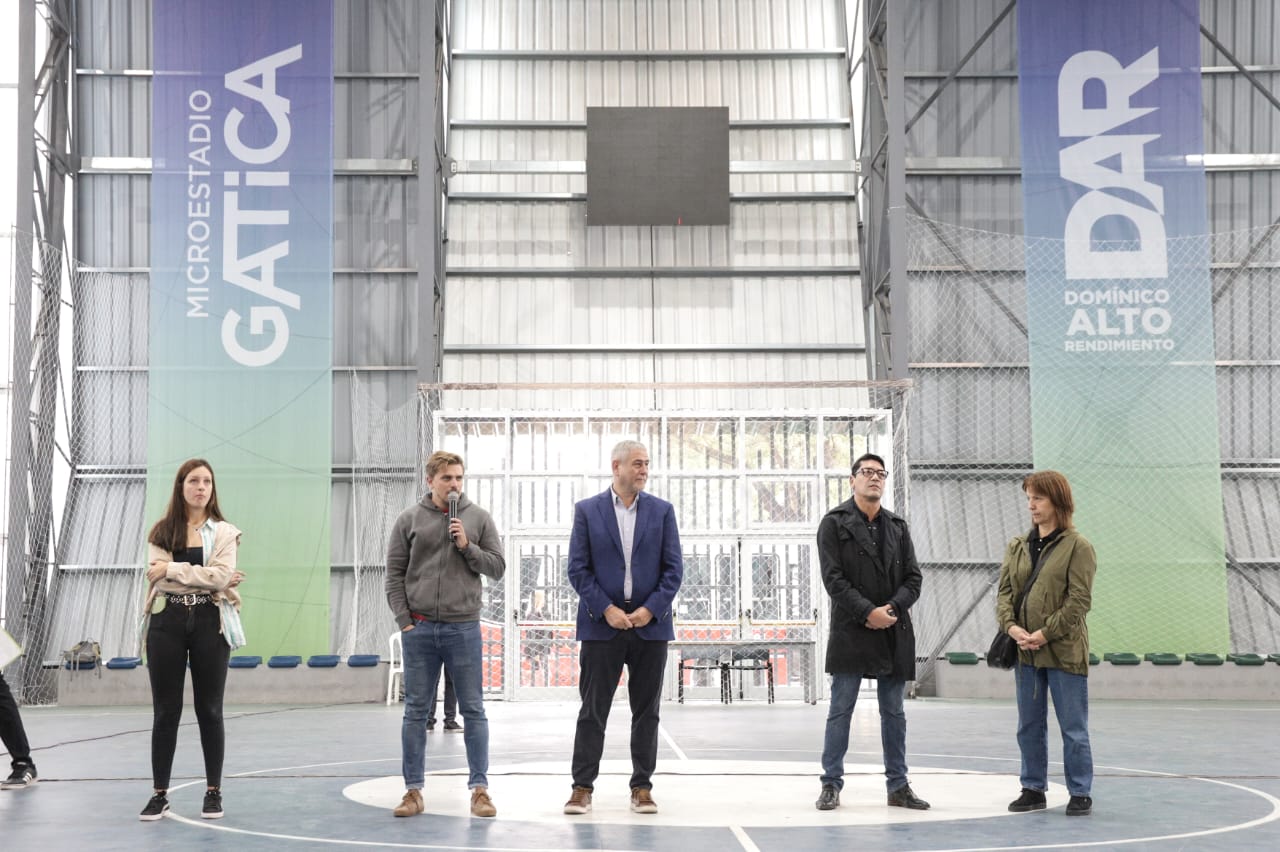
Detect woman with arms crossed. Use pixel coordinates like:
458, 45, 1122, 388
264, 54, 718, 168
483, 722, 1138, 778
996, 470, 1097, 817
140, 459, 245, 821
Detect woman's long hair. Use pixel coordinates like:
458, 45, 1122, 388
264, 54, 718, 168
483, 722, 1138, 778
1022, 469, 1074, 530
148, 458, 225, 552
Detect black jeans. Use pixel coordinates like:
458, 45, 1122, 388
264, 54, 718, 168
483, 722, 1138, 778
0, 671, 33, 771
427, 665, 457, 723
146, 601, 230, 789
571, 631, 668, 791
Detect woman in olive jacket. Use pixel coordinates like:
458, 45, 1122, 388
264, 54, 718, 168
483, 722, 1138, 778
996, 470, 1097, 817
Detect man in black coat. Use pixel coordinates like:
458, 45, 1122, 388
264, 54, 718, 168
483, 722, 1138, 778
814, 452, 929, 812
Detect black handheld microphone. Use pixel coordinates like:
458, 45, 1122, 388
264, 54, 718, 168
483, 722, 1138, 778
447, 491, 460, 544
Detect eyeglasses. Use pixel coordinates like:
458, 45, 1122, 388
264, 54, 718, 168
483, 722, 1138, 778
856, 468, 889, 480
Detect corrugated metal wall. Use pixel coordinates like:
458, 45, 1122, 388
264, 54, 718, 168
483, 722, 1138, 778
443, 0, 864, 413
900, 0, 1280, 659
69, 0, 429, 654
63, 0, 865, 657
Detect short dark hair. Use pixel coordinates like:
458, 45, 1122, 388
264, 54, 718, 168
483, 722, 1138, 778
852, 452, 886, 476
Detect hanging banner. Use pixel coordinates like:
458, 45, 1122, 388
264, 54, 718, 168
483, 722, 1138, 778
1018, 0, 1227, 652
150, 0, 333, 655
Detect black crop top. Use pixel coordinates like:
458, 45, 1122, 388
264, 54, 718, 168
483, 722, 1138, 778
172, 545, 204, 566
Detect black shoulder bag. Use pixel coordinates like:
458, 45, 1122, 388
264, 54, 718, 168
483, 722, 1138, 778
986, 539, 1053, 670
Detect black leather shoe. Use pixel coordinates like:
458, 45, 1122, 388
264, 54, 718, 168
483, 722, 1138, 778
887, 784, 931, 810
1009, 788, 1047, 812
1066, 795, 1092, 816
815, 784, 840, 811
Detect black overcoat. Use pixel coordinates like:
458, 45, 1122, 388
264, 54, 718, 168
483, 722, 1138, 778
817, 498, 922, 679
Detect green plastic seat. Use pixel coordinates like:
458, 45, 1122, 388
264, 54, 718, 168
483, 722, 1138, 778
1227, 653, 1265, 666
1105, 652, 1141, 666
1144, 652, 1182, 666
945, 652, 980, 665
1185, 653, 1224, 666
1088, 652, 1100, 666
1269, 653, 1280, 665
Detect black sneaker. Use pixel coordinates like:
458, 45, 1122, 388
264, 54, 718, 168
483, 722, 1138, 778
1009, 788, 1047, 812
1066, 795, 1092, 816
887, 784, 931, 810
1, 763, 37, 789
139, 792, 170, 821
443, 719, 463, 732
815, 784, 840, 810
426, 720, 436, 732
202, 788, 224, 819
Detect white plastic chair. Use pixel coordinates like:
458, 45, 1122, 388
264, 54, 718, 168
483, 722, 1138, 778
386, 630, 404, 705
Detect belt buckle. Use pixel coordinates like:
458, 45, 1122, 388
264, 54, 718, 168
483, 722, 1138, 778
178, 593, 196, 606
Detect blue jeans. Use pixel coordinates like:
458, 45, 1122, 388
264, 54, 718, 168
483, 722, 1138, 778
820, 674, 909, 793
401, 619, 489, 789
1015, 662, 1093, 797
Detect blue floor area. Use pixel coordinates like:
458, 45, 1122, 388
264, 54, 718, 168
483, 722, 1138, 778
2, 697, 1278, 850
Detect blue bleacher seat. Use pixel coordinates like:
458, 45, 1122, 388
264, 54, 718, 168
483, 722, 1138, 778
229, 655, 262, 668
268, 655, 302, 668
106, 656, 141, 669
307, 655, 340, 668
347, 654, 380, 667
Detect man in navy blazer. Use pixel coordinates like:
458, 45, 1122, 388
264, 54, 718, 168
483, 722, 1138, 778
563, 441, 683, 816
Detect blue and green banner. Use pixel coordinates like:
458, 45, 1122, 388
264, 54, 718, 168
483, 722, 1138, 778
150, 0, 333, 655
1018, 0, 1227, 652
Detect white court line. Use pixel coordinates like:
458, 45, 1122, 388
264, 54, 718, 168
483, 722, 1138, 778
659, 723, 689, 761
164, 811, 649, 852
166, 771, 651, 852
910, 770, 1280, 852
729, 824, 760, 852
167, 753, 1280, 851
658, 727, 757, 852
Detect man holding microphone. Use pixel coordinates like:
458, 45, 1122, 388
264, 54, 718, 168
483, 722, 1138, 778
385, 451, 505, 818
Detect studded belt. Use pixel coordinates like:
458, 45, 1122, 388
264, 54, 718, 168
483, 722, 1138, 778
166, 593, 213, 606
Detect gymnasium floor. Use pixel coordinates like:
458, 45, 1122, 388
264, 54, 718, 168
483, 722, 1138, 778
2, 695, 1278, 850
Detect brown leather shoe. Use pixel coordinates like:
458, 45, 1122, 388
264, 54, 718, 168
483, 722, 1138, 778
393, 788, 423, 817
630, 787, 658, 814
563, 786, 592, 814
470, 786, 497, 818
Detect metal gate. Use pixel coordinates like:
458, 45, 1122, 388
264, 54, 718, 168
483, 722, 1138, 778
434, 411, 896, 700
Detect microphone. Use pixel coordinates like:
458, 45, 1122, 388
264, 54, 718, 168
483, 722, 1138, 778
447, 491, 459, 544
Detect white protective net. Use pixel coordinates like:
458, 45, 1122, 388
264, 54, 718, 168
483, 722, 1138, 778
3, 233, 148, 706
903, 213, 1280, 687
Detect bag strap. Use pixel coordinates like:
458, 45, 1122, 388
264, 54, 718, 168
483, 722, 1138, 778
1013, 533, 1059, 624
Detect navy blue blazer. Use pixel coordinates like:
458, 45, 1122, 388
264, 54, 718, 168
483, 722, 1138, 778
567, 489, 684, 641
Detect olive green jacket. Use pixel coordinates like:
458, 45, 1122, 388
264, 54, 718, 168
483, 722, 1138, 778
996, 528, 1097, 676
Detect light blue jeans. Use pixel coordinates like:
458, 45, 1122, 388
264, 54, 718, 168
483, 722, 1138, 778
820, 674, 909, 793
1015, 662, 1093, 797
401, 619, 489, 789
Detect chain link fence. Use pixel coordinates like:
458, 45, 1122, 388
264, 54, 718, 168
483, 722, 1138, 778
347, 379, 912, 701
905, 213, 1280, 691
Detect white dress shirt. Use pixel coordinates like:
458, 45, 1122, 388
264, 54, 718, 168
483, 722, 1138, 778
612, 488, 639, 601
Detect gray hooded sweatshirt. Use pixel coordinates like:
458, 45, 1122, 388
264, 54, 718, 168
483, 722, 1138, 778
385, 493, 505, 629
